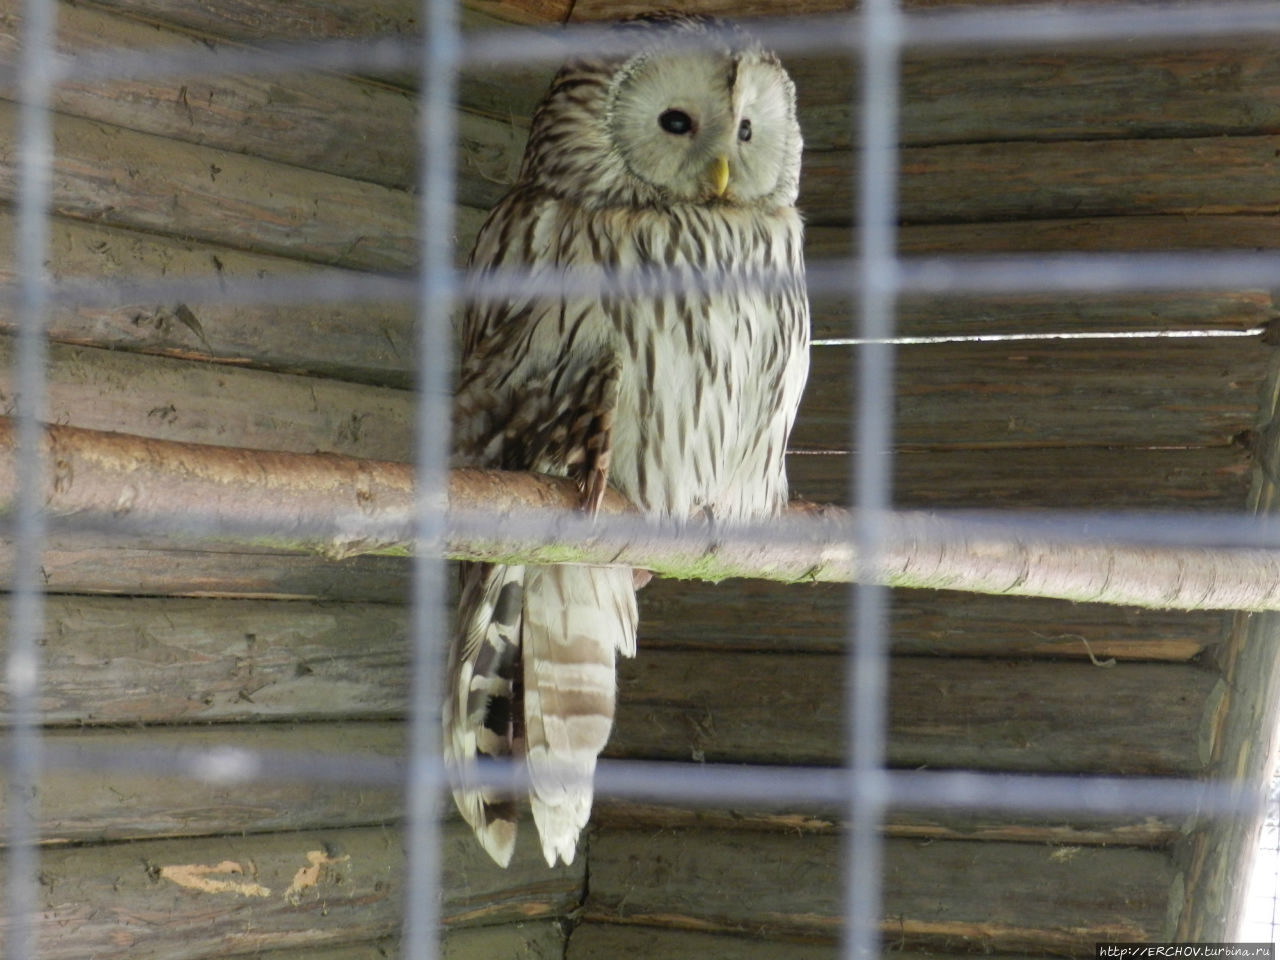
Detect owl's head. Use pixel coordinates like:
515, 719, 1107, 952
520, 15, 803, 211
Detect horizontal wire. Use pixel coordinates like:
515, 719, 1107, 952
0, 2, 1277, 87
7, 251, 1280, 320
31, 740, 1264, 822
814, 328, 1267, 346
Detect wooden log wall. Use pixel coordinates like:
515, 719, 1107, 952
0, 0, 1273, 957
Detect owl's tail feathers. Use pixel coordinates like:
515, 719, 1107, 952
444, 562, 527, 868
522, 564, 638, 867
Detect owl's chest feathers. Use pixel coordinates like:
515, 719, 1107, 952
578, 204, 807, 519
461, 194, 807, 518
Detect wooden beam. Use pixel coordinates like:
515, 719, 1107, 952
1172, 357, 1280, 935
804, 135, 1280, 227
638, 579, 1224, 660
26, 596, 408, 726
11, 589, 1214, 776
0, 2, 531, 203
240, 944, 400, 960
0, 213, 418, 388
7, 537, 409, 600
592, 799, 1180, 848
83, 0, 425, 39
894, 215, 1280, 255
583, 828, 1173, 952
34, 722, 403, 842
609, 653, 1214, 775
791, 45, 1280, 150
250, 926, 565, 960
816, 290, 1276, 342
8, 420, 1280, 610
794, 338, 1271, 450
788, 447, 1254, 511
569, 0, 1162, 19
14, 213, 1271, 391
0, 336, 415, 459
19, 824, 582, 960
16, 719, 1180, 848
3, 1, 409, 192
568, 924, 1091, 960
0, 101, 418, 271
76, 5, 1280, 150
570, 927, 840, 960
7, 318, 1265, 475
3, 713, 1182, 848
88, 0, 572, 31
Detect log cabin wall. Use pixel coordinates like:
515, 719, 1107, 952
0, 0, 1277, 957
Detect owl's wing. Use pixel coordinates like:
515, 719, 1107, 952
443, 561, 525, 867
448, 190, 638, 867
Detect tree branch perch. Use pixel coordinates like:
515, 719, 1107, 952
1, 418, 1278, 611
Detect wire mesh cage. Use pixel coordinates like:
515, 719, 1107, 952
4, 1, 1280, 958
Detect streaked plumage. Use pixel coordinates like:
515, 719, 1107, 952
446, 13, 810, 868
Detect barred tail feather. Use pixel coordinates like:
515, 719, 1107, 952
522, 564, 637, 867
444, 562, 527, 868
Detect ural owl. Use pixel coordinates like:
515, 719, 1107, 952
446, 13, 810, 868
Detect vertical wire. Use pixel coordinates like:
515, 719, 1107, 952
402, 0, 459, 957
844, 1, 902, 958
6, 1, 56, 958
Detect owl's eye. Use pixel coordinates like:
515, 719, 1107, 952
738, 118, 752, 142
659, 109, 695, 135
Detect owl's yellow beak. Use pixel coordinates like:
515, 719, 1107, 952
709, 155, 730, 197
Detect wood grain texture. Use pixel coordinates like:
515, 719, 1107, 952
794, 339, 1271, 450
569, 0, 1172, 18
584, 828, 1173, 952
18, 211, 1271, 390
892, 215, 1280, 255
788, 446, 1255, 511
791, 46, 1280, 150
609, 652, 1214, 775
592, 799, 1181, 847
638, 579, 1226, 659
12, 603, 1214, 775
87, 0, 572, 31
251, 925, 565, 960
0, 102, 417, 271
83, 0, 425, 39
2, 210, 1269, 387
1173, 354, 1280, 938
2, 213, 417, 386
568, 924, 1098, 960
803, 136, 1280, 226
0, 537, 410, 600
23, 596, 407, 724
1, 1, 416, 192
35, 722, 403, 842
569, 926, 839, 960
0, 336, 414, 459
20, 824, 581, 960
0, 1, 530, 204
12, 720, 1179, 848
0, 332, 1257, 586
824, 444, 1251, 509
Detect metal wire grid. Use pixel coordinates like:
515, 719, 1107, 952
5, 1, 1280, 958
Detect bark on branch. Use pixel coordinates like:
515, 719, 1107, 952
1, 418, 1278, 611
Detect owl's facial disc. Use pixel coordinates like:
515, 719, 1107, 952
606, 48, 797, 206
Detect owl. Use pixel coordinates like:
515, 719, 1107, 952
445, 13, 810, 868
